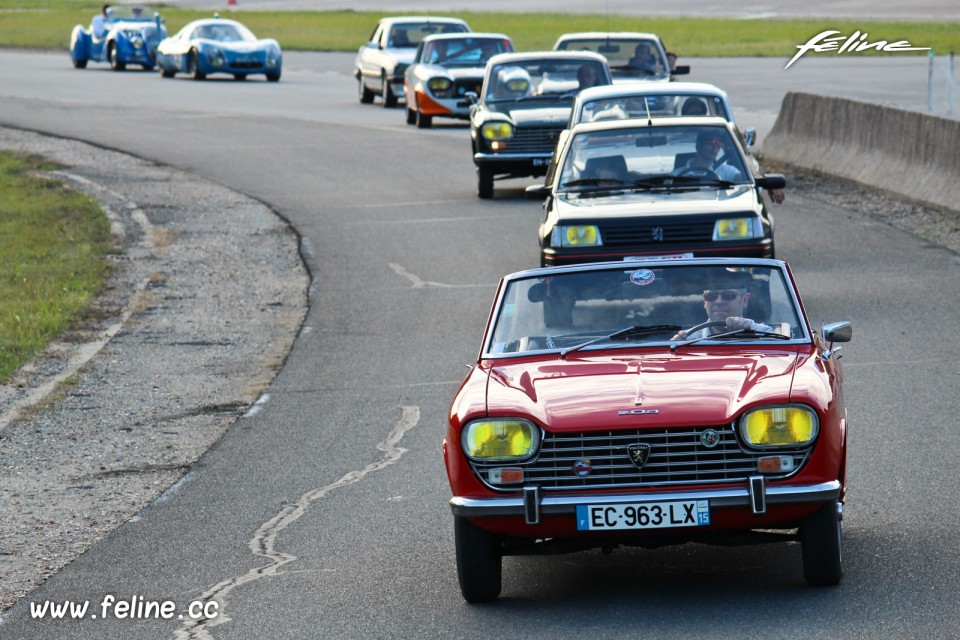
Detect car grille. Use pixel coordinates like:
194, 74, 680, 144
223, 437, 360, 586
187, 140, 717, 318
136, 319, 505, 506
471, 425, 810, 491
507, 125, 565, 154
233, 59, 265, 69
601, 221, 715, 246
453, 79, 483, 97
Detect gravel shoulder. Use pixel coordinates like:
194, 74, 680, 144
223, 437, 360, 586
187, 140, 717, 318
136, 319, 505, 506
0, 127, 308, 611
0, 129, 956, 615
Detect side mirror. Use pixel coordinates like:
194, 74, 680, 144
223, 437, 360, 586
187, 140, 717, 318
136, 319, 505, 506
464, 91, 477, 105
671, 65, 690, 76
743, 127, 757, 147
525, 184, 551, 200
823, 321, 852, 343
755, 174, 786, 190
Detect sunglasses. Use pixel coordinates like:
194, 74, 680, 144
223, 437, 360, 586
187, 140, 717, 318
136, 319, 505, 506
702, 290, 743, 302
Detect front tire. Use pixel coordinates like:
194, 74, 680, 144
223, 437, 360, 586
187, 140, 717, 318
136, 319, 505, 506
415, 108, 432, 129
800, 501, 843, 586
107, 43, 125, 71
266, 72, 281, 82
359, 76, 375, 104
381, 73, 397, 108
72, 59, 88, 69
405, 107, 416, 125
477, 166, 494, 199
454, 517, 502, 603
188, 50, 205, 80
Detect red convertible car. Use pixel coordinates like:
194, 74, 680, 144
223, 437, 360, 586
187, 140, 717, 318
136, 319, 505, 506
445, 258, 852, 602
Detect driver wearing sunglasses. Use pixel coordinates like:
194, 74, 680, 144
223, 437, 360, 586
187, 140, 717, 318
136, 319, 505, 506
673, 271, 771, 340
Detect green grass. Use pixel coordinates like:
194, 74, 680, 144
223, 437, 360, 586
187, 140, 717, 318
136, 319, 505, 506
0, 152, 113, 382
0, 2, 956, 56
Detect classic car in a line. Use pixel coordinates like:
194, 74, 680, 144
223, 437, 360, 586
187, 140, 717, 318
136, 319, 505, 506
155, 16, 282, 81
69, 6, 167, 71
403, 32, 514, 128
355, 16, 471, 108
527, 117, 786, 266
445, 257, 852, 602
553, 32, 689, 84
470, 51, 613, 199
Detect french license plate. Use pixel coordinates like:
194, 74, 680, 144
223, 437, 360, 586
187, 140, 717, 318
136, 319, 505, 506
576, 500, 710, 531
624, 253, 693, 262
532, 157, 551, 167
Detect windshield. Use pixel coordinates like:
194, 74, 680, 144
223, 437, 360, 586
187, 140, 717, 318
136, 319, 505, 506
191, 23, 256, 42
576, 93, 730, 125
555, 38, 670, 81
484, 59, 609, 102
557, 124, 751, 191
388, 22, 468, 48
421, 37, 512, 66
487, 263, 804, 355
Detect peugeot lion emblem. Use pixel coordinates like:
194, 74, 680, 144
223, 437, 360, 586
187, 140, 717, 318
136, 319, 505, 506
651, 226, 665, 242
626, 443, 651, 468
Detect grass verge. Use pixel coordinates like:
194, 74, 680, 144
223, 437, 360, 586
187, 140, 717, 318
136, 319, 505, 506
0, 151, 113, 382
0, 3, 956, 56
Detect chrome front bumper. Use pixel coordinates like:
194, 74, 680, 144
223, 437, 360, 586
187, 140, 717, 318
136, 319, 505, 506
450, 479, 841, 525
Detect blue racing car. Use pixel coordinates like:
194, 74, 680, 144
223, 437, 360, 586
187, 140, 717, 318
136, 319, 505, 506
70, 6, 167, 71
155, 16, 282, 81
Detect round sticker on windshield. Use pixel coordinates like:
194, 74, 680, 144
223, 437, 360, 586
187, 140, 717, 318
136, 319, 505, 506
630, 269, 655, 286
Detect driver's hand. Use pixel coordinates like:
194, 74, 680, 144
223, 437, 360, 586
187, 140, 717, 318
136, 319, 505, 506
725, 316, 754, 330
671, 329, 688, 340
767, 188, 785, 204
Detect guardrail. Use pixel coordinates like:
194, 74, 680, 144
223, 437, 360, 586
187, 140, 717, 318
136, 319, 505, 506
928, 51, 957, 117
762, 92, 960, 213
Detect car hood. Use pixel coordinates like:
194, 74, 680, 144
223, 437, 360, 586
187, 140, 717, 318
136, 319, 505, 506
485, 349, 800, 431
197, 39, 275, 52
385, 48, 418, 65
554, 184, 757, 220
488, 104, 572, 125
417, 64, 485, 80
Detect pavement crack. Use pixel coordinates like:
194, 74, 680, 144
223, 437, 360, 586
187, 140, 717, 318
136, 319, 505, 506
172, 405, 420, 639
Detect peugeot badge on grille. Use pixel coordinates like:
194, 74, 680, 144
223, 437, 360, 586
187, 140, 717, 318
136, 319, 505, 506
626, 443, 651, 468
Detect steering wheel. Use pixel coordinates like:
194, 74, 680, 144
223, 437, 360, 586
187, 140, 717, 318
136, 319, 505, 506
675, 167, 721, 181
681, 320, 729, 337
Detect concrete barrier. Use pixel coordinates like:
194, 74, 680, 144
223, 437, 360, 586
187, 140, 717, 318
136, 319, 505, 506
763, 92, 960, 213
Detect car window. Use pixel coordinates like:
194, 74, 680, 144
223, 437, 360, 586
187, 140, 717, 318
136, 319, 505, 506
488, 264, 802, 354
576, 93, 730, 124
556, 38, 670, 80
423, 37, 512, 65
485, 59, 608, 102
388, 22, 467, 48
557, 124, 750, 189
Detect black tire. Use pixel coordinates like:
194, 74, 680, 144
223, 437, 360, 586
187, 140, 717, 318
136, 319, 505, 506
359, 76, 375, 104
477, 166, 494, 199
160, 66, 175, 78
72, 59, 87, 69
405, 107, 416, 125
188, 50, 205, 80
234, 73, 247, 81
454, 517, 502, 603
266, 72, 281, 82
800, 501, 843, 586
141, 64, 154, 71
381, 73, 397, 108
107, 43, 125, 71
415, 109, 432, 129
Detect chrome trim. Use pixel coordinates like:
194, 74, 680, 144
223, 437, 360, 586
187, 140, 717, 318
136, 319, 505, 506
474, 152, 553, 161
523, 485, 541, 525
748, 475, 766, 515
450, 480, 840, 518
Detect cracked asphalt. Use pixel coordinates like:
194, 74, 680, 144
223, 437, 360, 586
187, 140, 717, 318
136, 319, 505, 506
0, 127, 308, 611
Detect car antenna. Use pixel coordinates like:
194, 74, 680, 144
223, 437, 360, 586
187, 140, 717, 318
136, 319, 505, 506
644, 97, 652, 126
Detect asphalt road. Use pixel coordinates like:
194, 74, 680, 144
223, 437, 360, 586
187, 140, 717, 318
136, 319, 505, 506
1, 48, 959, 639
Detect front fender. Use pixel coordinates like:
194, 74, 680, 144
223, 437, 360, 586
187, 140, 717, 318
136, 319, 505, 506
70, 25, 90, 61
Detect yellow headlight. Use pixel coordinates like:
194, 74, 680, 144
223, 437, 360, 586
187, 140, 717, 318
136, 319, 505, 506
556, 225, 601, 247
482, 122, 513, 141
740, 406, 819, 447
713, 217, 753, 240
428, 77, 452, 92
462, 418, 539, 461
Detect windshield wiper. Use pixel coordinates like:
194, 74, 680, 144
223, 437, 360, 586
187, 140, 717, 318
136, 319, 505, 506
672, 327, 792, 349
561, 324, 681, 358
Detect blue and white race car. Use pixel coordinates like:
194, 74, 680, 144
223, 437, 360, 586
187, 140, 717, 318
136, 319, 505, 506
69, 6, 167, 71
155, 16, 282, 81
